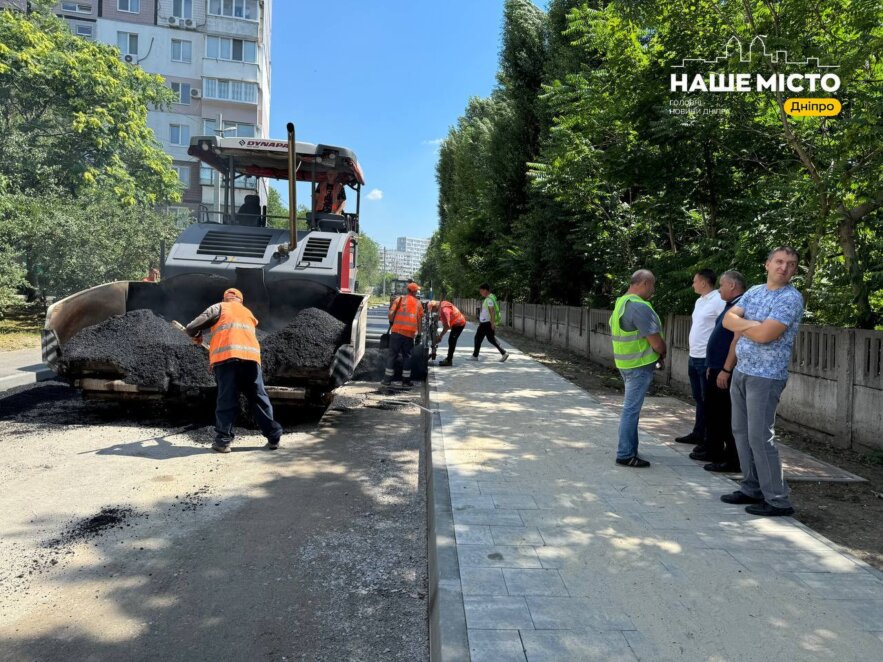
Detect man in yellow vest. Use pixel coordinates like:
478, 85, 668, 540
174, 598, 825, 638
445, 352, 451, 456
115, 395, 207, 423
383, 282, 424, 387
609, 270, 667, 467
186, 288, 283, 453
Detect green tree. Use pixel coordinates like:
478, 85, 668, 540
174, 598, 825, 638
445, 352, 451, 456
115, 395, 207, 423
0, 192, 180, 304
0, 7, 180, 204
265, 187, 289, 223
355, 234, 382, 290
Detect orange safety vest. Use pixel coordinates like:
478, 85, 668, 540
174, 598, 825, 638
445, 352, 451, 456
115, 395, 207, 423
208, 301, 261, 366
389, 294, 423, 339
440, 301, 466, 328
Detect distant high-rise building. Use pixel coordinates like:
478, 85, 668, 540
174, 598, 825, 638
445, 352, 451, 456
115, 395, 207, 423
1, 1, 272, 221
383, 237, 429, 280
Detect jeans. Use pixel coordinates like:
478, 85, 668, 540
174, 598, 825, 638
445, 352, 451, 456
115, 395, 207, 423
730, 371, 791, 508
384, 332, 414, 381
213, 359, 282, 446
687, 356, 708, 439
446, 324, 465, 361
474, 322, 505, 356
617, 363, 656, 460
704, 368, 739, 467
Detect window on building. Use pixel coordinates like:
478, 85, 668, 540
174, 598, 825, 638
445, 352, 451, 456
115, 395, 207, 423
62, 2, 92, 13
202, 78, 257, 103
236, 175, 258, 189
116, 31, 138, 56
173, 165, 191, 188
172, 0, 192, 19
171, 39, 192, 63
117, 0, 139, 13
170, 124, 191, 146
223, 121, 255, 137
208, 0, 258, 20
203, 118, 217, 135
205, 36, 257, 63
170, 81, 191, 104
73, 23, 94, 39
200, 164, 216, 185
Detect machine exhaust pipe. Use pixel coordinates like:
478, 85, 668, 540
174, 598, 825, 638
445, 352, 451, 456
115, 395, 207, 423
287, 122, 297, 252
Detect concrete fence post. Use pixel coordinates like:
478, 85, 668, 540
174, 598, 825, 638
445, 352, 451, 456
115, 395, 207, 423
834, 328, 856, 449
584, 308, 591, 358
565, 306, 571, 350
662, 314, 673, 386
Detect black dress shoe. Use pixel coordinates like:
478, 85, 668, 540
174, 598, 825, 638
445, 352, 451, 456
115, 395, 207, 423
689, 449, 710, 461
675, 433, 701, 444
704, 462, 740, 473
720, 491, 763, 505
615, 456, 651, 468
745, 502, 795, 517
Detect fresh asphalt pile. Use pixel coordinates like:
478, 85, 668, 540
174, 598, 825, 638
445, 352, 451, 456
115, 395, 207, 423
261, 307, 346, 379
61, 307, 348, 390
61, 309, 213, 389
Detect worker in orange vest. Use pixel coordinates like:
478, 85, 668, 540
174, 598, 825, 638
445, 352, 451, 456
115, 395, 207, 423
142, 267, 160, 282
185, 288, 283, 453
383, 282, 424, 387
429, 300, 467, 366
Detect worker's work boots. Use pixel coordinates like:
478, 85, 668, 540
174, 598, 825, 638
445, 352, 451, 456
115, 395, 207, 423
438, 359, 453, 367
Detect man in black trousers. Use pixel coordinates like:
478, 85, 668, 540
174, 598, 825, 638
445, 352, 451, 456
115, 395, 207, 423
699, 270, 747, 472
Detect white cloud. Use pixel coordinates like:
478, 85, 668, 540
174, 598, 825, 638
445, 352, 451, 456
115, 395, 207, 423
423, 138, 444, 146
367, 188, 383, 201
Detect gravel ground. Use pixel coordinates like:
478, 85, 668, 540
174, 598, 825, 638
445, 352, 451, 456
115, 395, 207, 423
0, 379, 428, 661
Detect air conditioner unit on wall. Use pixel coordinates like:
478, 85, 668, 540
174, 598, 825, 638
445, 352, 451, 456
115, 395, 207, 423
168, 16, 179, 26
124, 54, 134, 63
190, 88, 201, 99
184, 18, 195, 28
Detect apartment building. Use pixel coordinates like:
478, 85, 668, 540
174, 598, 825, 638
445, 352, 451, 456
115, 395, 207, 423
383, 237, 430, 280
1, 0, 272, 220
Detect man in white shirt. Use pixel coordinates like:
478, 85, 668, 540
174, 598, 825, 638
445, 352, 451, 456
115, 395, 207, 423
676, 269, 725, 456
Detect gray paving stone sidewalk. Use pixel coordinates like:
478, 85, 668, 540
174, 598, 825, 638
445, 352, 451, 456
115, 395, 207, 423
430, 327, 883, 661
0, 348, 52, 393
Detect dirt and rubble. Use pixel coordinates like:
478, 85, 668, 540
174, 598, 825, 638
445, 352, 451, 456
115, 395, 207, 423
0, 380, 428, 661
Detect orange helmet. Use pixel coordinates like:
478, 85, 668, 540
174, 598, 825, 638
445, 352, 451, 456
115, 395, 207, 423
223, 288, 244, 301
407, 282, 420, 293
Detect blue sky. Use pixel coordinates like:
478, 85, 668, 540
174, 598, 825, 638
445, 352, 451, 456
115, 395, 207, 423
269, 1, 526, 249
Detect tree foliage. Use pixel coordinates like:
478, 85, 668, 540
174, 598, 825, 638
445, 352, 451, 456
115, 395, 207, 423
420, 0, 883, 328
0, 6, 180, 205
0, 192, 180, 304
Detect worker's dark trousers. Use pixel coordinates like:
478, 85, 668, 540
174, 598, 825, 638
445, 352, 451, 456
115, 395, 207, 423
473, 322, 505, 357
213, 359, 282, 446
703, 369, 740, 467
446, 324, 465, 361
385, 332, 415, 382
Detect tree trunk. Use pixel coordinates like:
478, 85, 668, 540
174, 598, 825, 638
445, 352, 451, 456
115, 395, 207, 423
837, 215, 877, 329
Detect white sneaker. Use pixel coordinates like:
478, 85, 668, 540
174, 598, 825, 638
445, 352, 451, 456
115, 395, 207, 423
500, 352, 510, 362
468, 355, 479, 361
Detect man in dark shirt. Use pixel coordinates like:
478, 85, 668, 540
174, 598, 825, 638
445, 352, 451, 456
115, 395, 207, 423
698, 270, 746, 472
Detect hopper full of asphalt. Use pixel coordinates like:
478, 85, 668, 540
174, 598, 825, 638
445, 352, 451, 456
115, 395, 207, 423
61, 309, 213, 389
261, 307, 346, 381
61, 307, 349, 391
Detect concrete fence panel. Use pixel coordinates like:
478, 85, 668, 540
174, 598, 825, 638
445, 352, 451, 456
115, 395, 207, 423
455, 297, 883, 451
